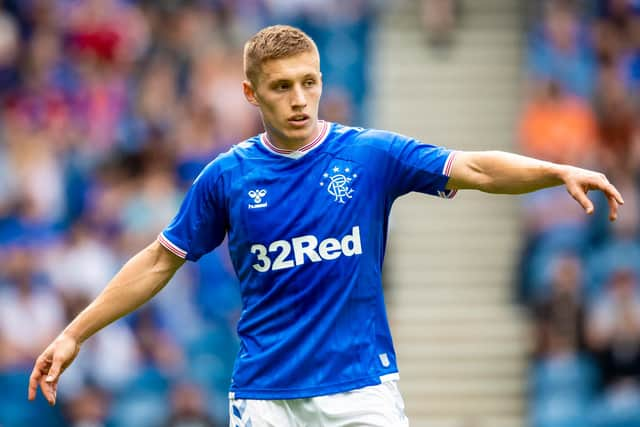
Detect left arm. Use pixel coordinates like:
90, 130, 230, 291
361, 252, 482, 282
446, 151, 624, 220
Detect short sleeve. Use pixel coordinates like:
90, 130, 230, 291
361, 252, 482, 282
375, 130, 457, 200
158, 163, 227, 262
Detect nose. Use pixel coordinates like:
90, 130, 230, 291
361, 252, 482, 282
290, 85, 307, 109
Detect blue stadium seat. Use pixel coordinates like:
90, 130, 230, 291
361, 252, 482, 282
530, 353, 598, 427
0, 370, 65, 427
107, 367, 170, 427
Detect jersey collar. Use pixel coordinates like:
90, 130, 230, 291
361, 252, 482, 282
260, 121, 330, 159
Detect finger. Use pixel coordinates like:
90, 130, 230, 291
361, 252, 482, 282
568, 186, 594, 214
609, 185, 624, 205
597, 180, 625, 206
28, 360, 45, 401
607, 194, 619, 221
44, 358, 63, 405
39, 377, 56, 406
596, 176, 624, 205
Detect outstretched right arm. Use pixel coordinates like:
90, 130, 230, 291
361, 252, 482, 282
28, 240, 185, 405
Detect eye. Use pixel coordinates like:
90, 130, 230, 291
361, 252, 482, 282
303, 79, 316, 87
275, 82, 290, 91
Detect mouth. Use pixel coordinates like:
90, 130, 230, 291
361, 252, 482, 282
288, 114, 310, 127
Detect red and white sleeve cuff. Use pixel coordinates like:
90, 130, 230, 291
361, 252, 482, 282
157, 233, 187, 259
443, 151, 457, 177
439, 151, 458, 199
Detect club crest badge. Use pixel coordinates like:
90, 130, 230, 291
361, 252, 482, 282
320, 166, 357, 204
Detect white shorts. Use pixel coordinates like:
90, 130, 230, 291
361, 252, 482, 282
229, 380, 409, 427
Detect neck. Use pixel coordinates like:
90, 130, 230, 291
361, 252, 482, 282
265, 120, 322, 152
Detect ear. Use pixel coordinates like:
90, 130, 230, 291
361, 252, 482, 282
242, 80, 260, 107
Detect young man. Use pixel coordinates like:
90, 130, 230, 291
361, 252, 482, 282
29, 25, 623, 426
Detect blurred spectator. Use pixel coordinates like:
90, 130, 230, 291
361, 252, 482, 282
592, 0, 640, 71
65, 0, 150, 67
594, 56, 640, 176
585, 267, 640, 426
163, 382, 221, 427
519, 79, 597, 166
584, 178, 640, 297
120, 163, 181, 254
529, 252, 598, 427
135, 53, 179, 140
63, 385, 110, 427
0, 7, 19, 93
3, 117, 67, 225
44, 221, 119, 300
0, 246, 65, 369
127, 304, 184, 380
189, 48, 259, 144
534, 253, 587, 357
420, 0, 461, 47
528, 0, 596, 99
517, 184, 592, 303
587, 269, 640, 389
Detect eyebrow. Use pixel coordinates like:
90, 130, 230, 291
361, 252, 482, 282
268, 73, 318, 85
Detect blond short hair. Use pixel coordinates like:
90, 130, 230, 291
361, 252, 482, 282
243, 25, 318, 85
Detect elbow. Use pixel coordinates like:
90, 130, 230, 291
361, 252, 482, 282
467, 151, 521, 194
145, 240, 186, 273
462, 170, 500, 193
450, 151, 497, 192
470, 171, 498, 193
471, 151, 505, 193
145, 240, 167, 261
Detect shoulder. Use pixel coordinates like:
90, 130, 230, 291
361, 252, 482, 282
194, 136, 261, 184
330, 122, 407, 151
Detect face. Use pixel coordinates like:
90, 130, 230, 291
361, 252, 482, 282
243, 50, 322, 149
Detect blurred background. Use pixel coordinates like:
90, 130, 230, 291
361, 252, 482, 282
0, 0, 639, 426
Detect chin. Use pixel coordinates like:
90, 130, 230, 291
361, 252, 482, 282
285, 127, 312, 141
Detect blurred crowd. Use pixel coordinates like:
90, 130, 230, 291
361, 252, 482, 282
518, 1, 640, 426
420, 0, 461, 48
0, 1, 377, 426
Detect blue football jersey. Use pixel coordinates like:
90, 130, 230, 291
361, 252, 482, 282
159, 121, 457, 399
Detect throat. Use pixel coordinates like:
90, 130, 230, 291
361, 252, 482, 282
264, 121, 323, 153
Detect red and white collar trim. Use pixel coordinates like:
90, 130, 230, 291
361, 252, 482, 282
260, 121, 329, 159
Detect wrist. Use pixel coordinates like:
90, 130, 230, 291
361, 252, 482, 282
60, 328, 83, 346
547, 162, 568, 185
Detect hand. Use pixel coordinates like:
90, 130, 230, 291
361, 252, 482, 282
561, 166, 624, 221
28, 333, 81, 405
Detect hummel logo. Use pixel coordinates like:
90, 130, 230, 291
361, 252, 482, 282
248, 189, 268, 209
248, 189, 266, 203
